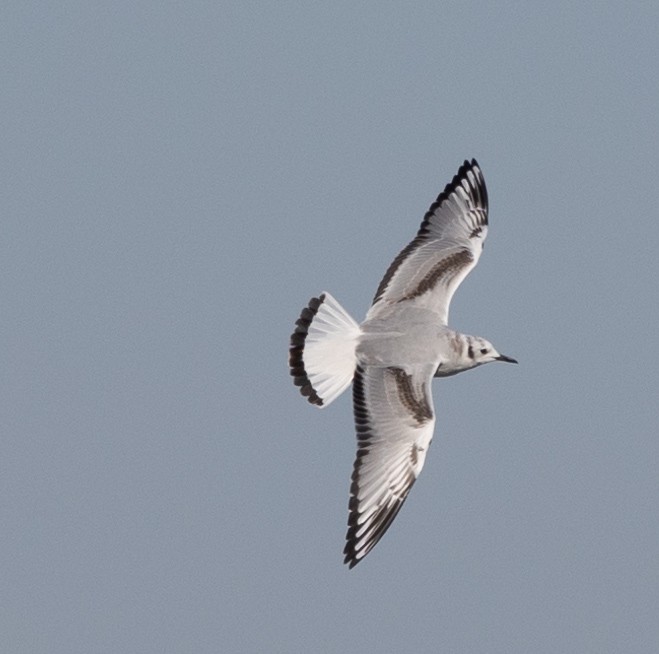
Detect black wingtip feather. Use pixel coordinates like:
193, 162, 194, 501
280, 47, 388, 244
433, 159, 488, 221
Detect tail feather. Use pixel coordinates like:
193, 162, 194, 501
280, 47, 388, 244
289, 292, 360, 407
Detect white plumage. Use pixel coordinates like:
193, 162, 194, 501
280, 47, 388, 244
289, 159, 516, 568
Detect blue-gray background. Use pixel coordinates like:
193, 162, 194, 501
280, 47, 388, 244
3, 2, 659, 652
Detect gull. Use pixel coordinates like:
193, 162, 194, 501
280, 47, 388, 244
289, 159, 517, 568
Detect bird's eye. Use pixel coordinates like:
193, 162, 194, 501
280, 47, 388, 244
480, 348, 488, 354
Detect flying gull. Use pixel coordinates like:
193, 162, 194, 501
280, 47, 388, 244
289, 159, 517, 568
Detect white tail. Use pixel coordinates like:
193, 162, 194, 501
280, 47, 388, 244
289, 292, 361, 407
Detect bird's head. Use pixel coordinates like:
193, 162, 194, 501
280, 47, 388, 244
469, 337, 517, 366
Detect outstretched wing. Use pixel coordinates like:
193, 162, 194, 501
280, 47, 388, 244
368, 159, 488, 325
344, 363, 437, 568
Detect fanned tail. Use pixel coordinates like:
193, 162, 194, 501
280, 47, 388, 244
289, 293, 361, 407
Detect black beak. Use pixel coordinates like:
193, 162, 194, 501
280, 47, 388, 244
496, 354, 518, 364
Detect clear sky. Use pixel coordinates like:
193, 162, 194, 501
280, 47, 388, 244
3, 2, 659, 652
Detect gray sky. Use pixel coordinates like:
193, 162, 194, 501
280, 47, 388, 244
3, 2, 659, 652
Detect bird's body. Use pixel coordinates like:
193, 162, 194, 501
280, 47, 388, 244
289, 160, 516, 568
358, 306, 494, 376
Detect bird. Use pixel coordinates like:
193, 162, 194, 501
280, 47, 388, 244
288, 159, 517, 568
